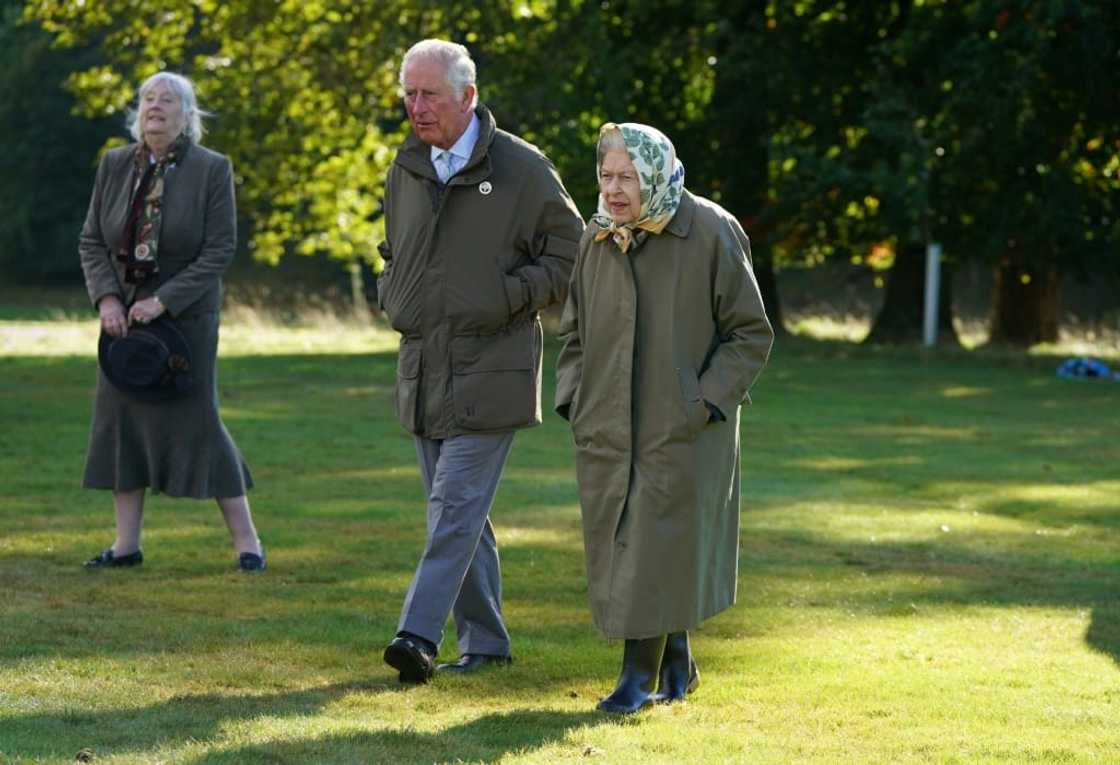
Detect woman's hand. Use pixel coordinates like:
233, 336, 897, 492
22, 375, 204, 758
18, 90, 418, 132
128, 296, 166, 327
98, 295, 129, 338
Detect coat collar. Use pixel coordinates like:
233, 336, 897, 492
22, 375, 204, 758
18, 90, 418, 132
663, 190, 695, 239
394, 105, 497, 185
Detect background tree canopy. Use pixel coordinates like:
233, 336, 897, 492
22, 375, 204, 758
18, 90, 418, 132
9, 0, 1120, 345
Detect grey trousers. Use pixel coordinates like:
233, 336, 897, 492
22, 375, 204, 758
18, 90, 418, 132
397, 432, 515, 656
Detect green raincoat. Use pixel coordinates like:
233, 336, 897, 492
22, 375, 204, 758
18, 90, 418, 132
556, 190, 773, 638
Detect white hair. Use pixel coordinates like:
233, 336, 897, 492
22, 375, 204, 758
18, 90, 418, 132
597, 125, 627, 166
126, 71, 208, 144
399, 39, 478, 108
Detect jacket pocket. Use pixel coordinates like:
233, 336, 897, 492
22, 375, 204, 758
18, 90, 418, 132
451, 323, 540, 431
395, 337, 422, 433
567, 383, 583, 423
676, 366, 709, 441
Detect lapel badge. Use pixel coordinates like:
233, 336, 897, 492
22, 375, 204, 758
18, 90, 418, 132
479, 181, 493, 196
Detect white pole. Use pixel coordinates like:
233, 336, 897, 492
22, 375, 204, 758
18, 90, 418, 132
923, 243, 942, 347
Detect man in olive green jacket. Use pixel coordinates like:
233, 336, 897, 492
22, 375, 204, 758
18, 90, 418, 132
377, 39, 584, 684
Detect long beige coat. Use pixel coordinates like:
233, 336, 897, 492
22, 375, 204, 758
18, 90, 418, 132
555, 191, 773, 638
377, 105, 584, 439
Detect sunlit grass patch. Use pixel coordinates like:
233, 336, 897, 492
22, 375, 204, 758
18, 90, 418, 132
783, 311, 1120, 360
939, 384, 992, 398
785, 312, 871, 343
0, 319, 101, 356
0, 292, 400, 358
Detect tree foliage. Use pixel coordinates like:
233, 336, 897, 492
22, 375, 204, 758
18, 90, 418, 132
0, 0, 115, 284
16, 0, 1120, 345
752, 0, 1119, 343
25, 0, 423, 267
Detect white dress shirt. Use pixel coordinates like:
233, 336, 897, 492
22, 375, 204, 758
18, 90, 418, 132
430, 113, 480, 183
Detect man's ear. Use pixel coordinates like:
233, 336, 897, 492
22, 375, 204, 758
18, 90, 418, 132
461, 84, 477, 112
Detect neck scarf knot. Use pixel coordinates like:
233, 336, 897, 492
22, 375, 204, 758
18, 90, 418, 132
117, 134, 191, 284
591, 122, 685, 254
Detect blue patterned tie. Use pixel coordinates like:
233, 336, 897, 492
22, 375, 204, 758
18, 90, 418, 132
437, 151, 455, 183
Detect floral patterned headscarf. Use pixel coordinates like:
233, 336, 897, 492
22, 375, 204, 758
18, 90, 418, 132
592, 122, 685, 253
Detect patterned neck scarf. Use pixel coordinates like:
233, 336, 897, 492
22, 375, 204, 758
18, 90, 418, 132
117, 134, 191, 284
592, 122, 685, 254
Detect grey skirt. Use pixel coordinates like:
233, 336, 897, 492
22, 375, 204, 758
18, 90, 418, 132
82, 310, 253, 498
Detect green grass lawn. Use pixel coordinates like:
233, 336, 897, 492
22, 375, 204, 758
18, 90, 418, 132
1, 310, 1118, 764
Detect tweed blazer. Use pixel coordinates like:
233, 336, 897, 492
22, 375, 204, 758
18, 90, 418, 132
79, 142, 236, 317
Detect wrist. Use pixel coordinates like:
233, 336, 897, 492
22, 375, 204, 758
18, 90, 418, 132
97, 294, 123, 312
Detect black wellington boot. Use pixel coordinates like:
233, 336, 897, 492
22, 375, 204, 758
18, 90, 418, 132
652, 630, 700, 703
596, 635, 667, 714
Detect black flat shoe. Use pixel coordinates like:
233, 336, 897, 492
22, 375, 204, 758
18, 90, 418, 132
437, 653, 513, 674
238, 547, 266, 573
384, 635, 436, 684
83, 548, 143, 570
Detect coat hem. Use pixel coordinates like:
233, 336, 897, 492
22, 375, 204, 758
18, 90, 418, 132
80, 480, 253, 500
591, 601, 733, 640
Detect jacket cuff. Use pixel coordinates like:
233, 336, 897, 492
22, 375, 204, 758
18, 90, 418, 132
703, 400, 726, 422
503, 274, 529, 316
700, 375, 746, 418
153, 289, 182, 318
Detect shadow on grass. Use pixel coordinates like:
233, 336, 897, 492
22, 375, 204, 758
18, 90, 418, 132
739, 526, 1120, 665
187, 709, 606, 765
2, 680, 394, 761
2, 681, 607, 763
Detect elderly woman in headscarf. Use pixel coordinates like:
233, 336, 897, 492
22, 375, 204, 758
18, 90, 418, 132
555, 123, 773, 713
78, 71, 265, 572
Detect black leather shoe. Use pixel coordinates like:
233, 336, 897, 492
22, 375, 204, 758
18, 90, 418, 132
238, 547, 266, 573
597, 635, 667, 714
383, 635, 436, 684
437, 653, 513, 673
83, 548, 143, 570
652, 630, 700, 703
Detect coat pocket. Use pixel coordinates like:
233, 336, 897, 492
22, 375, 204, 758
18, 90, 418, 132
395, 337, 422, 433
375, 266, 391, 313
451, 323, 540, 431
676, 366, 709, 441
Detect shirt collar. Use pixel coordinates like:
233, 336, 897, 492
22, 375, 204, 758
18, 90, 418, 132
430, 112, 480, 166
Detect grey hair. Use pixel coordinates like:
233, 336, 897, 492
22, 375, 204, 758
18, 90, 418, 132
399, 39, 478, 108
126, 71, 208, 144
596, 125, 627, 166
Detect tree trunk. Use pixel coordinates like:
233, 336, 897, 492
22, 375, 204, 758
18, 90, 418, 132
865, 243, 958, 345
752, 247, 785, 336
988, 257, 1060, 346
348, 261, 370, 317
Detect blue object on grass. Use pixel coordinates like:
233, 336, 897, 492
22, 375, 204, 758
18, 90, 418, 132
1056, 357, 1116, 380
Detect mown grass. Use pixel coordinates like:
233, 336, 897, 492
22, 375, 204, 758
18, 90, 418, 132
1, 304, 1118, 764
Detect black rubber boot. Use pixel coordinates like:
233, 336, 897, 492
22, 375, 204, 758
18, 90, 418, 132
596, 635, 667, 714
652, 630, 700, 703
